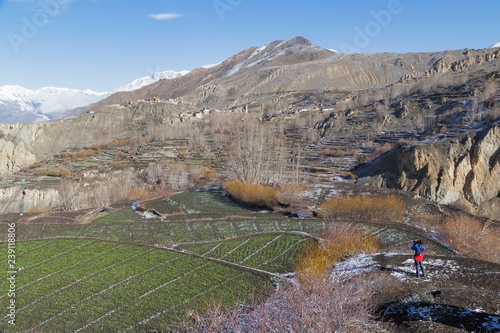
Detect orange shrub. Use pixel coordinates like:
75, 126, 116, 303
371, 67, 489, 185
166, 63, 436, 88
127, 188, 150, 200
442, 214, 500, 262
59, 167, 72, 178
338, 171, 358, 180
317, 194, 405, 222
201, 168, 218, 181
224, 181, 278, 208
323, 148, 357, 157
33, 169, 62, 177
295, 224, 379, 284
26, 207, 49, 214
29, 163, 43, 169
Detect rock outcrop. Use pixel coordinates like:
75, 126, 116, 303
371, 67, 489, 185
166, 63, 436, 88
356, 124, 500, 217
0, 185, 61, 213
0, 102, 200, 175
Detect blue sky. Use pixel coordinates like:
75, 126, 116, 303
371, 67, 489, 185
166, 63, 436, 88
1, 0, 499, 92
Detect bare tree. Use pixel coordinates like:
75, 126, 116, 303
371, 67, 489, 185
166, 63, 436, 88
225, 120, 288, 185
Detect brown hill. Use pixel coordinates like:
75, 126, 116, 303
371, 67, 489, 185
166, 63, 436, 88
93, 37, 500, 113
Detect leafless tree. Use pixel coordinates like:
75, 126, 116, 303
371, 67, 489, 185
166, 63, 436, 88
225, 120, 288, 185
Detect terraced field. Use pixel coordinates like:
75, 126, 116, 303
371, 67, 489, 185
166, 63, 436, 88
183, 233, 309, 273
0, 239, 272, 332
0, 191, 433, 332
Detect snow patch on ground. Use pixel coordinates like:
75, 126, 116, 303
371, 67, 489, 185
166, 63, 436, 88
331, 254, 376, 280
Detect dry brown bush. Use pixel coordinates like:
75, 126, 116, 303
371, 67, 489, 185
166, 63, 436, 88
368, 142, 395, 161
318, 194, 406, 222
127, 188, 150, 201
59, 167, 72, 178
182, 276, 377, 333
339, 170, 358, 180
26, 207, 49, 214
441, 214, 500, 263
28, 163, 43, 169
322, 148, 357, 158
295, 224, 379, 284
224, 181, 279, 208
33, 169, 62, 177
180, 261, 381, 333
276, 183, 306, 207
200, 168, 218, 181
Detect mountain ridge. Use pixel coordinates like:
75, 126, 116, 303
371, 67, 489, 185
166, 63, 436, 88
115, 70, 190, 92
92, 37, 500, 113
0, 85, 110, 124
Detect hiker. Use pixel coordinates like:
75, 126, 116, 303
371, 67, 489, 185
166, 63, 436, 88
411, 240, 426, 277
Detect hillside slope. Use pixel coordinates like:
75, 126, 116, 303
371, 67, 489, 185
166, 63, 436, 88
356, 123, 500, 217
93, 37, 500, 112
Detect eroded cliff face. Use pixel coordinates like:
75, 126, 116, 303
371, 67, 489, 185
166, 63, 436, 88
0, 102, 199, 175
0, 139, 36, 174
356, 124, 500, 217
0, 185, 61, 213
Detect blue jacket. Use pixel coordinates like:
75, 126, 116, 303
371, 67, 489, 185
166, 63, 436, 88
411, 243, 425, 255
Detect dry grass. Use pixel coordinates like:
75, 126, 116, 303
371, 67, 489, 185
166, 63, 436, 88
64, 148, 101, 159
224, 181, 278, 208
179, 264, 381, 333
275, 182, 306, 207
59, 167, 72, 178
32, 169, 63, 177
127, 188, 150, 201
322, 148, 357, 158
295, 224, 379, 284
338, 170, 358, 180
28, 163, 43, 169
224, 181, 307, 209
368, 142, 395, 161
441, 213, 500, 263
26, 208, 50, 214
317, 194, 405, 222
201, 168, 218, 181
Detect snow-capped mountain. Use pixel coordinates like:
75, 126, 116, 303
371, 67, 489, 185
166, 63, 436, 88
0, 85, 110, 124
491, 42, 500, 48
115, 70, 189, 92
223, 36, 336, 76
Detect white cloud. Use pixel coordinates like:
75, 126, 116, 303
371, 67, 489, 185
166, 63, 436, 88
149, 13, 182, 21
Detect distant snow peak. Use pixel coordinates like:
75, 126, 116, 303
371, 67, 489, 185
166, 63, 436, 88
116, 70, 189, 92
0, 85, 110, 124
491, 42, 500, 48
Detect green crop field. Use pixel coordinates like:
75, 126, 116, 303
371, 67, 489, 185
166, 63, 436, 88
0, 190, 422, 331
0, 239, 273, 332
183, 233, 309, 273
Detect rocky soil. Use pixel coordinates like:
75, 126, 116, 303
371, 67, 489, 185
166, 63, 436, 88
335, 254, 500, 332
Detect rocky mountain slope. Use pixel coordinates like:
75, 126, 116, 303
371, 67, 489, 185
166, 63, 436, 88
94, 37, 500, 113
355, 123, 500, 217
0, 101, 199, 175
